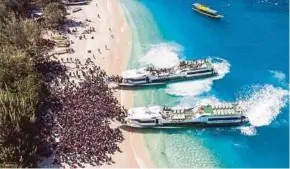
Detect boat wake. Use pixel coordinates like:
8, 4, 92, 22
136, 42, 288, 136
165, 57, 230, 96
137, 42, 230, 97
138, 42, 183, 68
178, 84, 288, 136
238, 126, 257, 136
237, 84, 288, 127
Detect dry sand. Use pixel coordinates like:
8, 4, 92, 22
47, 0, 153, 168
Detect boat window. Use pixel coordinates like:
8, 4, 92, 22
208, 117, 241, 121
156, 119, 159, 124
133, 119, 156, 123
187, 69, 212, 75
128, 78, 146, 82
151, 78, 167, 83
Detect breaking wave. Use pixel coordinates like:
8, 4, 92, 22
165, 58, 230, 96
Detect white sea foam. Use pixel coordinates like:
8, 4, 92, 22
237, 84, 288, 127
138, 43, 231, 97
138, 42, 183, 68
239, 126, 257, 136
165, 58, 230, 96
178, 84, 288, 136
165, 80, 213, 97
269, 70, 286, 82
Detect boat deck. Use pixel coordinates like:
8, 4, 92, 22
162, 104, 244, 121
203, 104, 244, 115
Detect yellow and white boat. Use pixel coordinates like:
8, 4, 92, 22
193, 3, 223, 19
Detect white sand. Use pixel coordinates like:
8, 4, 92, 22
43, 0, 153, 168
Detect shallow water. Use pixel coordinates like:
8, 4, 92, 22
121, 0, 289, 167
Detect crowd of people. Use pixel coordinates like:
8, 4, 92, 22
39, 63, 127, 167
37, 3, 130, 167
179, 59, 209, 69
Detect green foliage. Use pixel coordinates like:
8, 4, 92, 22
35, 0, 62, 7
0, 0, 68, 166
0, 90, 39, 167
0, 0, 31, 16
0, 16, 41, 51
43, 2, 66, 28
0, 15, 54, 63
0, 0, 63, 167
0, 47, 41, 98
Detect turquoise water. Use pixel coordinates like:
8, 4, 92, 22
121, 0, 289, 168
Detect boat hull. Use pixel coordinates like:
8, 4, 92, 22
124, 121, 248, 129
193, 8, 223, 19
118, 82, 166, 87
119, 72, 218, 87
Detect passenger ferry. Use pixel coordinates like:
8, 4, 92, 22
125, 103, 248, 128
119, 59, 218, 87
193, 3, 223, 19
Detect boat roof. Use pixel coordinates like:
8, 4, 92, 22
201, 103, 245, 115
193, 3, 218, 14
203, 105, 214, 114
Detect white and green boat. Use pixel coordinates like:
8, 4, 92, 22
125, 103, 248, 128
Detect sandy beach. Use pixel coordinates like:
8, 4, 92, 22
48, 0, 153, 168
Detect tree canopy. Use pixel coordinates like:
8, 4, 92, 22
43, 2, 66, 28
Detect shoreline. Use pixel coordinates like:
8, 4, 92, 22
101, 0, 153, 168
42, 0, 153, 168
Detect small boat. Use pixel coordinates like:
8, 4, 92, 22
193, 3, 223, 19
125, 103, 248, 128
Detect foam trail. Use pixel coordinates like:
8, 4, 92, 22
138, 42, 183, 68
165, 58, 230, 96
238, 84, 288, 127
178, 84, 288, 136
239, 126, 257, 136
165, 80, 213, 97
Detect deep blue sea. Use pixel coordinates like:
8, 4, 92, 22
122, 0, 289, 167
